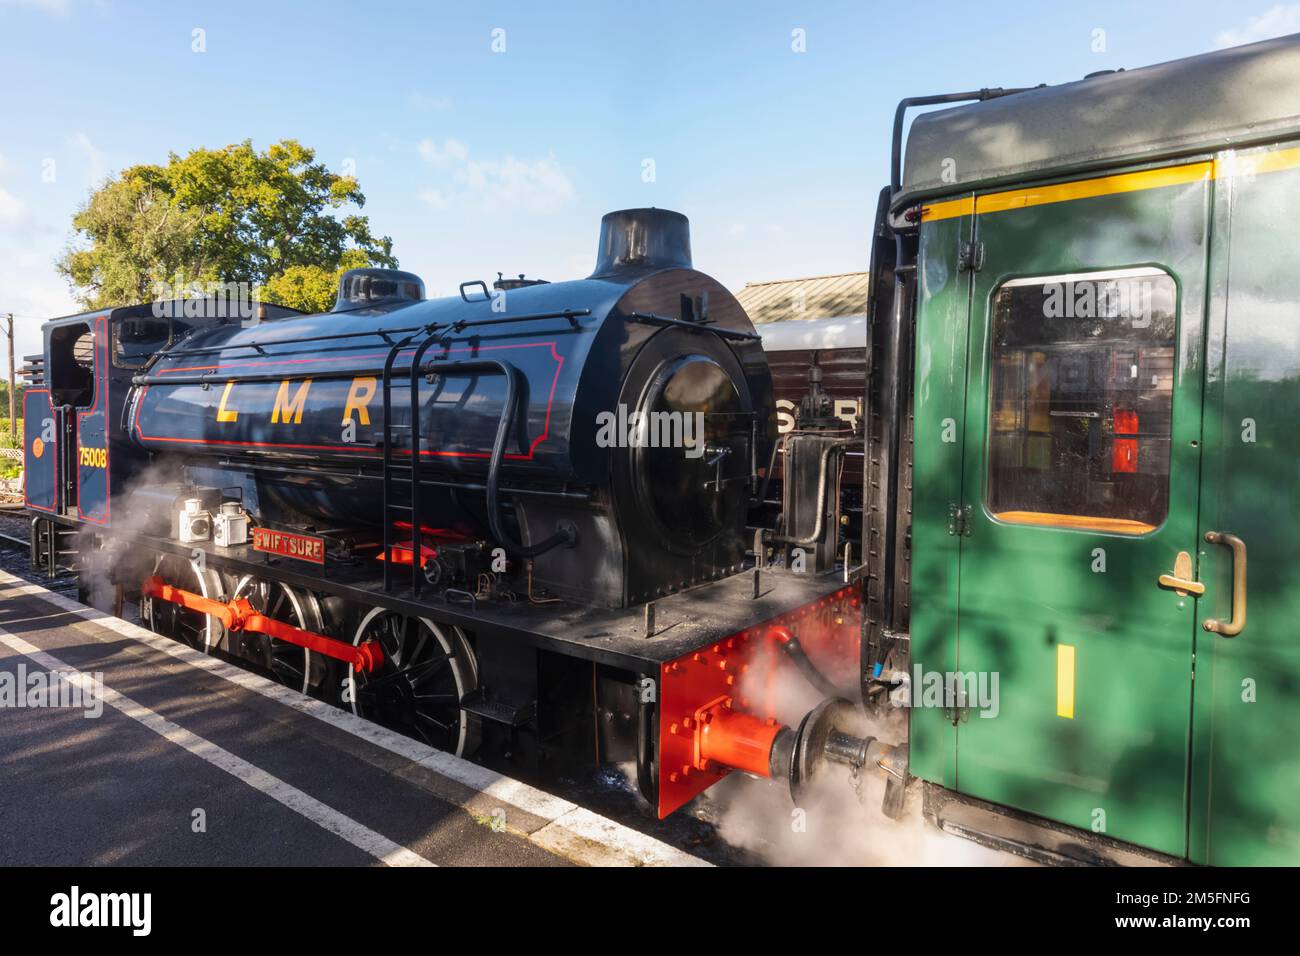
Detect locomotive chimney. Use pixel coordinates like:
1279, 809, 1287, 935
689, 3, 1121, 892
590, 208, 692, 277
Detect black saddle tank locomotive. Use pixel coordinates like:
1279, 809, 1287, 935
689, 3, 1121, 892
27, 205, 876, 820
126, 209, 777, 607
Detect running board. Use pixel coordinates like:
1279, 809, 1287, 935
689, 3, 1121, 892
921, 782, 1181, 867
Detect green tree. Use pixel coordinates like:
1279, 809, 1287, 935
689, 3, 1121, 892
57, 139, 397, 314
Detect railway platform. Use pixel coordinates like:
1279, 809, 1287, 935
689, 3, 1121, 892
0, 568, 705, 868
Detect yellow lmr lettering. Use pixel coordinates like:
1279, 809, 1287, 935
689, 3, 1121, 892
343, 376, 377, 425
217, 381, 239, 422
272, 379, 312, 424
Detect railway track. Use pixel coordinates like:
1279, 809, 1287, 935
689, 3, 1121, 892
0, 507, 30, 552
0, 531, 28, 551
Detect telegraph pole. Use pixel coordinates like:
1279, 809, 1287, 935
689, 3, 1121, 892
5, 313, 13, 446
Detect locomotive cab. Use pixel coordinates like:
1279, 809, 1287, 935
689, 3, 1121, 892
23, 299, 302, 524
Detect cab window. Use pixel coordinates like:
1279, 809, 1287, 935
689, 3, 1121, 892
986, 267, 1177, 535
114, 315, 172, 369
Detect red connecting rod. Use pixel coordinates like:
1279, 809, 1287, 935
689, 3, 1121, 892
140, 575, 384, 673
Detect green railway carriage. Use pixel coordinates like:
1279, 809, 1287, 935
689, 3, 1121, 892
878, 34, 1300, 864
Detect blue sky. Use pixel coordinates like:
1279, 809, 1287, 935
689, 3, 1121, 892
1, 0, 1297, 358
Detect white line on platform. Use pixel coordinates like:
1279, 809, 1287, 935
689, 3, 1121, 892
0, 569, 708, 867
0, 624, 435, 868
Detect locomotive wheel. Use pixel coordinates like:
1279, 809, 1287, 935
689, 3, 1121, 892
230, 575, 325, 695
141, 554, 228, 652
347, 609, 480, 757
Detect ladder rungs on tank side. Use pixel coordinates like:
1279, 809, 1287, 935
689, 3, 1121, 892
377, 305, 589, 593
380, 328, 438, 594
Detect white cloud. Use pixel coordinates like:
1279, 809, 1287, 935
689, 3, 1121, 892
70, 131, 107, 186
1215, 3, 1300, 47
418, 188, 450, 210
0, 258, 78, 357
460, 153, 574, 213
417, 137, 469, 166
0, 0, 71, 15
416, 138, 574, 213
0, 187, 24, 222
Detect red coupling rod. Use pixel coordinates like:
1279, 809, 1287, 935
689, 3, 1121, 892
141, 575, 384, 673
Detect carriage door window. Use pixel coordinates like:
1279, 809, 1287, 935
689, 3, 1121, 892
987, 267, 1177, 535
48, 322, 96, 407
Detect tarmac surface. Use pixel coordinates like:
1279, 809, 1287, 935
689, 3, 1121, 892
0, 561, 706, 867
0, 510, 1035, 868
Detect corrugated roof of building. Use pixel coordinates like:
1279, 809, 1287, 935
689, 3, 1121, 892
733, 272, 869, 325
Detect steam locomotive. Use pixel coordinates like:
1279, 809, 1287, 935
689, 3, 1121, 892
22, 207, 884, 820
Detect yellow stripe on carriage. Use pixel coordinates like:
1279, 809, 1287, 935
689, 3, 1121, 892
919, 196, 975, 222
979, 162, 1214, 215
919, 146, 1300, 223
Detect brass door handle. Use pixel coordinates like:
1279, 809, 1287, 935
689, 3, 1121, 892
1158, 573, 1205, 596
1158, 550, 1205, 596
1203, 531, 1247, 637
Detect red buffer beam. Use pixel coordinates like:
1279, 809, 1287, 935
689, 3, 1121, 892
657, 585, 863, 817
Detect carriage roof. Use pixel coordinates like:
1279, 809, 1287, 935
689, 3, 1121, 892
895, 33, 1300, 210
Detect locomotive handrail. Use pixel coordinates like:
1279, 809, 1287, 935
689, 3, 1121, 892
418, 358, 577, 563
151, 308, 592, 361
137, 345, 587, 387
221, 458, 591, 500
459, 280, 491, 302
626, 311, 762, 342
407, 334, 452, 594
134, 366, 424, 387
379, 352, 576, 593
381, 326, 435, 593
156, 321, 434, 359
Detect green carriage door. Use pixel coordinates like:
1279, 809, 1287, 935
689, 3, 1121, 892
1190, 143, 1300, 866
953, 167, 1212, 857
